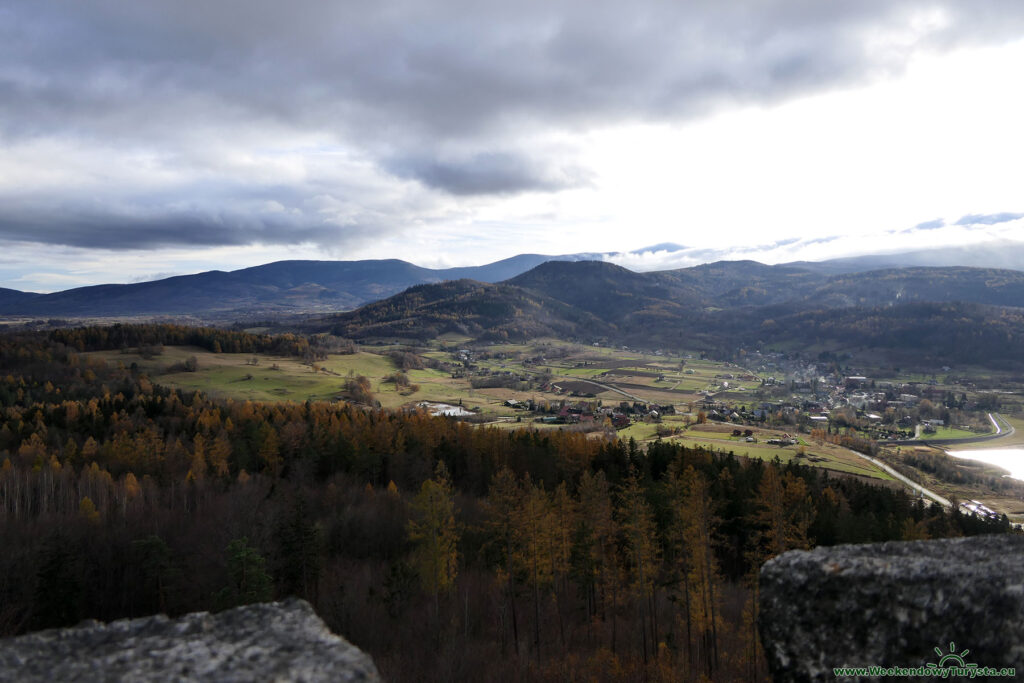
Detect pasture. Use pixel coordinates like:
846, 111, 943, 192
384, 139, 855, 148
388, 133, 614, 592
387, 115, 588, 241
84, 340, 903, 481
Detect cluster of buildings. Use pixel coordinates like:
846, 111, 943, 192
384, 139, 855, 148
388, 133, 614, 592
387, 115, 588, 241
504, 398, 675, 428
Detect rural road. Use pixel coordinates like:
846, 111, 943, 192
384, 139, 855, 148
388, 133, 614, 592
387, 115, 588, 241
555, 376, 644, 402
986, 412, 1015, 439
847, 413, 1015, 511
546, 374, 989, 510
884, 413, 1014, 447
845, 448, 952, 507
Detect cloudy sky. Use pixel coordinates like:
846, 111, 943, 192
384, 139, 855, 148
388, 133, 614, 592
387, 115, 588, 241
2, 1, 1024, 292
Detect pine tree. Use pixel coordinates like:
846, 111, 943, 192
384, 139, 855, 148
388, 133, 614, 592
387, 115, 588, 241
487, 468, 522, 655
516, 475, 553, 663
207, 430, 232, 478
617, 467, 660, 665
131, 534, 179, 614
216, 537, 273, 610
678, 465, 721, 676
574, 469, 619, 650
407, 462, 459, 618
274, 497, 322, 601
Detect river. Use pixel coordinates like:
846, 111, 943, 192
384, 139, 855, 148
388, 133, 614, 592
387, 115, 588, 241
946, 448, 1024, 482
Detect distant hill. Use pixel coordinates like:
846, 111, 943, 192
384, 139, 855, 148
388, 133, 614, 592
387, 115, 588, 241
806, 267, 1024, 308
0, 287, 41, 310
506, 260, 1024, 314
509, 260, 698, 322
6, 246, 1024, 364
3, 241, 1024, 319
312, 260, 1024, 365
324, 279, 611, 342
0, 255, 595, 318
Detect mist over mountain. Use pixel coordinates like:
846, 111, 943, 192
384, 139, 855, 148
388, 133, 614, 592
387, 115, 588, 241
782, 239, 1024, 275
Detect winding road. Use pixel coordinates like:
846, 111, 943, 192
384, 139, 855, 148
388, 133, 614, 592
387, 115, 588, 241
843, 448, 952, 507
553, 376, 644, 402
851, 414, 1015, 509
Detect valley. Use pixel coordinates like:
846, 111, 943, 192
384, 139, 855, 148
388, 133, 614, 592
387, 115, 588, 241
5, 252, 1024, 682
8, 5, 1024, 678
89, 328, 1024, 517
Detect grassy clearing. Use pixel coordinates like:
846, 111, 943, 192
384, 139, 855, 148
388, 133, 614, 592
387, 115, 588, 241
560, 367, 613, 378
89, 346, 579, 415
665, 433, 891, 479
435, 333, 474, 344
86, 342, 892, 481
922, 426, 987, 440
617, 419, 891, 480
670, 378, 718, 392
616, 422, 663, 442
947, 415, 1024, 450
88, 341, 751, 415
93, 346, 346, 402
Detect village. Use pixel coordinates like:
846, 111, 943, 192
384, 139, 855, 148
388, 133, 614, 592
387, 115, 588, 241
452, 343, 1004, 452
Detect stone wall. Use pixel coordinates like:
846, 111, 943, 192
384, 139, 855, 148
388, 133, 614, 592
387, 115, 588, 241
759, 534, 1024, 681
0, 598, 380, 682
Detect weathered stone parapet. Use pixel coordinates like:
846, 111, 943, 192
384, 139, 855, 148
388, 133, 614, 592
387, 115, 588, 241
759, 534, 1024, 682
0, 598, 380, 682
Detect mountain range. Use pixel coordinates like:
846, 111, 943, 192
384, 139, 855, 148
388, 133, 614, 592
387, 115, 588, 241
0, 253, 600, 318
5, 241, 1024, 319
314, 260, 1024, 366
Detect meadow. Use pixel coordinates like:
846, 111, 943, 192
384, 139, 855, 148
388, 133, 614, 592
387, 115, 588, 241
90, 340, 764, 415
87, 341, 898, 480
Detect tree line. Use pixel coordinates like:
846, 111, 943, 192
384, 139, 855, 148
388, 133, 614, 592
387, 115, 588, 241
49, 323, 350, 360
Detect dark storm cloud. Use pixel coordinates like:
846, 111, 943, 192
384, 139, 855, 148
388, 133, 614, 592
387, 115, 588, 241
12, 0, 1019, 140
0, 182, 384, 250
955, 212, 1024, 226
4, 0, 1024, 248
0, 207, 348, 250
386, 152, 590, 196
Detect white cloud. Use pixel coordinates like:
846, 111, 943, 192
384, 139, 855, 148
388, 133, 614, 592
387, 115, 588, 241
2, 1, 1024, 288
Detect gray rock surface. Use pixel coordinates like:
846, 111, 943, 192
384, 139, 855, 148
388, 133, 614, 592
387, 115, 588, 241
759, 534, 1024, 682
0, 598, 380, 682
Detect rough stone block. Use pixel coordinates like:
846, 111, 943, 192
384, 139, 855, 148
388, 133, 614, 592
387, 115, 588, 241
0, 598, 380, 682
759, 534, 1024, 682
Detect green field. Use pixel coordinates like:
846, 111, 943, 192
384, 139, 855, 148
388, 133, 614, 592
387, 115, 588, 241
87, 346, 579, 415
920, 426, 987, 440
616, 422, 663, 442
614, 418, 892, 480
88, 340, 772, 414
668, 433, 892, 479
96, 347, 328, 396
86, 341, 913, 482
559, 367, 613, 378
947, 415, 1024, 450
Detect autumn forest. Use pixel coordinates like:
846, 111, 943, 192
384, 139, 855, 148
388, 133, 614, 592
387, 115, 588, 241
0, 327, 1011, 681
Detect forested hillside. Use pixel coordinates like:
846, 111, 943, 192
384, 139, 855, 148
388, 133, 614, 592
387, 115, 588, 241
0, 253, 593, 317
325, 279, 611, 342
4, 254, 1024, 322
0, 329, 1011, 681
315, 262, 1024, 366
